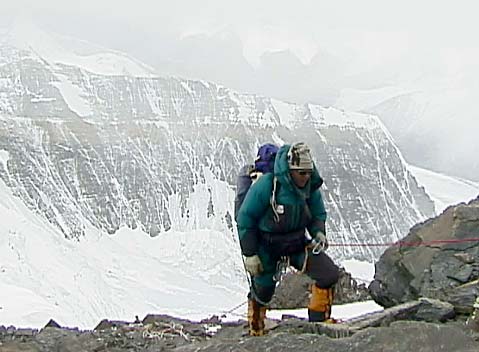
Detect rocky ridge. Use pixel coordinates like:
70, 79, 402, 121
1, 301, 477, 352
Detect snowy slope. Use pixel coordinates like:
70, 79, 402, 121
0, 175, 247, 329
408, 165, 479, 214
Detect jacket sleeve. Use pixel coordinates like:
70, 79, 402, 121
236, 175, 272, 256
307, 189, 327, 236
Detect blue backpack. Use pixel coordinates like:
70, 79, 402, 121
234, 143, 279, 220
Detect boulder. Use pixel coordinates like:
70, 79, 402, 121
369, 197, 479, 314
270, 267, 370, 309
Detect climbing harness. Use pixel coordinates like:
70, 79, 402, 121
273, 256, 290, 282
311, 238, 327, 255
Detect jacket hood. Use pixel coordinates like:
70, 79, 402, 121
274, 144, 323, 199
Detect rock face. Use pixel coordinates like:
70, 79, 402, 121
369, 196, 479, 313
0, 39, 434, 261
466, 295, 479, 331
1, 307, 477, 352
270, 267, 370, 309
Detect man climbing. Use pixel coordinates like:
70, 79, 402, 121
236, 142, 339, 336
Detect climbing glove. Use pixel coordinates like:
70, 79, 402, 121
311, 231, 328, 252
244, 255, 263, 276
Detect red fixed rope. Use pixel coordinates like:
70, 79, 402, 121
329, 237, 479, 248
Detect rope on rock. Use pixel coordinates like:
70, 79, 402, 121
328, 237, 479, 248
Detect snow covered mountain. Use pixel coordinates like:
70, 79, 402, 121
408, 164, 479, 214
0, 22, 434, 264
0, 172, 247, 328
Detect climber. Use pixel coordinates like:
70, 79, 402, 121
236, 142, 339, 336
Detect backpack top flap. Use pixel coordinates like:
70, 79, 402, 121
255, 143, 278, 174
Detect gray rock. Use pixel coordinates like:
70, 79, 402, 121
1, 310, 477, 352
415, 298, 455, 322
14, 328, 37, 337
35, 327, 80, 351
172, 321, 478, 352
44, 319, 61, 329
370, 198, 479, 313
448, 280, 479, 314
466, 295, 479, 331
0, 341, 43, 352
94, 319, 130, 331
342, 321, 477, 352
270, 267, 370, 309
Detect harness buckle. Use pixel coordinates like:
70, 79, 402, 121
273, 256, 290, 282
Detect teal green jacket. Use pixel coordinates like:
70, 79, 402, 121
236, 144, 327, 256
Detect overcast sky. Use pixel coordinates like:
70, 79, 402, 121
2, 0, 478, 66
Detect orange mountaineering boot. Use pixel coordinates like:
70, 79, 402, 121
308, 285, 334, 323
247, 299, 267, 336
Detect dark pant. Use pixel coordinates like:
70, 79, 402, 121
250, 247, 339, 304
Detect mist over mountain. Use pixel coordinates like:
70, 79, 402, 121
154, 31, 257, 95
140, 31, 347, 107
116, 31, 479, 182
0, 22, 435, 263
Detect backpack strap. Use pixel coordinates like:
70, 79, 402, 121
270, 176, 314, 224
270, 176, 280, 223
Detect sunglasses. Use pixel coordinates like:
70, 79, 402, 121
297, 170, 312, 176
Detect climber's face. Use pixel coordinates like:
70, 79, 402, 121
290, 169, 312, 188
